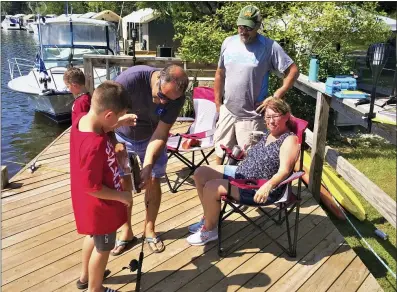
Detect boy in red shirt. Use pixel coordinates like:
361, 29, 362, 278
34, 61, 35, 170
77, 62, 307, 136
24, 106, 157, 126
70, 80, 133, 292
63, 67, 91, 122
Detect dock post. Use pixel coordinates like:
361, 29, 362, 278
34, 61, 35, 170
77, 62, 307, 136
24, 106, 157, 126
308, 92, 331, 202
83, 58, 94, 95
1, 165, 9, 189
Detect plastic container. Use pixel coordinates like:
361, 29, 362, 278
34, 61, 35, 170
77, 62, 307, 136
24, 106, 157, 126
308, 54, 320, 82
227, 145, 243, 165
375, 229, 388, 240
325, 76, 357, 95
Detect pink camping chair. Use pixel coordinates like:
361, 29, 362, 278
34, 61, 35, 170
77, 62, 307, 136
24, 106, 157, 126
218, 116, 309, 257
166, 86, 218, 193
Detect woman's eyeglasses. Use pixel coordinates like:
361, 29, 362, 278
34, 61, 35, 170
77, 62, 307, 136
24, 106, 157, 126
265, 114, 283, 121
238, 25, 254, 32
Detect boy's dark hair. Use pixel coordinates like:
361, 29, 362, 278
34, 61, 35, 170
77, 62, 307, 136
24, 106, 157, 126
63, 67, 86, 85
92, 81, 129, 114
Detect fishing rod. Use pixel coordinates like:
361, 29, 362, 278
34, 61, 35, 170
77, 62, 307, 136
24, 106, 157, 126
121, 151, 145, 292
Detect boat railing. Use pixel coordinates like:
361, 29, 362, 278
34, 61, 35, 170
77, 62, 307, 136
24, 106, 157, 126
8, 58, 36, 80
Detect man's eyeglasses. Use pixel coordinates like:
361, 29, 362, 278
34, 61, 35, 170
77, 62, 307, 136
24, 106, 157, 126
238, 25, 254, 32
157, 79, 171, 102
265, 114, 283, 121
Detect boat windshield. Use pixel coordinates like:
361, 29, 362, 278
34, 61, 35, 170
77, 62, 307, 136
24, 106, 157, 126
40, 21, 117, 54
42, 46, 108, 62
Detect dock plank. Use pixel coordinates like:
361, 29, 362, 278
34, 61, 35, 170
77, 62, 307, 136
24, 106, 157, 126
357, 274, 384, 292
296, 244, 357, 291
1, 123, 382, 292
327, 256, 370, 292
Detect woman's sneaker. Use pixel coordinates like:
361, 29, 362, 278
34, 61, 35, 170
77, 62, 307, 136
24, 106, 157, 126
188, 217, 205, 233
187, 227, 218, 246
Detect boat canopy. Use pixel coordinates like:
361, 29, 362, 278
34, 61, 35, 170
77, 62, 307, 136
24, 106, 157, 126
40, 18, 118, 53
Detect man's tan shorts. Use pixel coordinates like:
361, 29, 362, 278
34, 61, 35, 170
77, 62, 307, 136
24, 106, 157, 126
214, 105, 265, 158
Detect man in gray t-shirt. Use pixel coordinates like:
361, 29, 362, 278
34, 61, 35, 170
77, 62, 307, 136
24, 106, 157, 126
109, 65, 188, 255
214, 5, 299, 164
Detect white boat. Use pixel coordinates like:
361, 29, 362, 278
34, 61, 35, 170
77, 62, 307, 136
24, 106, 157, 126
8, 17, 120, 122
26, 14, 57, 34
1, 15, 23, 30
22, 14, 36, 31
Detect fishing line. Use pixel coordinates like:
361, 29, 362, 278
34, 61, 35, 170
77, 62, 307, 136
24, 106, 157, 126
318, 175, 396, 280
331, 195, 396, 279
3, 160, 69, 174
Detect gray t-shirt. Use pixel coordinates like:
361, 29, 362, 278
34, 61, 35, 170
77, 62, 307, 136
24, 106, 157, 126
218, 34, 294, 119
115, 65, 185, 141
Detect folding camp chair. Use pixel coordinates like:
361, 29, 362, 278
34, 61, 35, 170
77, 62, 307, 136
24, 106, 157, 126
165, 86, 218, 193
218, 116, 308, 257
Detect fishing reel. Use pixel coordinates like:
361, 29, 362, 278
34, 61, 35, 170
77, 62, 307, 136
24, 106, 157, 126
28, 162, 38, 173
123, 257, 141, 273
122, 244, 144, 292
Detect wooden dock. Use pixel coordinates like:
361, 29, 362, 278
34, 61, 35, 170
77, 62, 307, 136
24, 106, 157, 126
1, 122, 383, 292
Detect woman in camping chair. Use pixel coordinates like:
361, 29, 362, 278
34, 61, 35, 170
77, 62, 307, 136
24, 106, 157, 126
187, 97, 300, 246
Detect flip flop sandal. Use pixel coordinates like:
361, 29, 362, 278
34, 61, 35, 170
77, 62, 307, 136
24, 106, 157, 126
145, 236, 165, 253
76, 269, 111, 290
110, 237, 138, 256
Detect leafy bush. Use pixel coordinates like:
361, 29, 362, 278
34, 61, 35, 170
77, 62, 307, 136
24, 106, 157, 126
140, 2, 392, 121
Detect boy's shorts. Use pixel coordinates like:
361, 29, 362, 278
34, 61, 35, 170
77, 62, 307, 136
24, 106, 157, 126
91, 232, 117, 251
115, 133, 167, 178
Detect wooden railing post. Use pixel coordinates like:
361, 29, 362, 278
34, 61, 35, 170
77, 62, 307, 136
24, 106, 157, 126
106, 59, 110, 80
83, 57, 94, 95
1, 165, 9, 189
308, 92, 331, 202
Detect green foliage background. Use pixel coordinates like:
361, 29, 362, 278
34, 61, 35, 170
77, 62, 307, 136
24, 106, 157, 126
1, 1, 393, 124
137, 2, 392, 124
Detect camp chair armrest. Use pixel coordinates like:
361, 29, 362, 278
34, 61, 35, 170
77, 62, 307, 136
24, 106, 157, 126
167, 133, 184, 149
176, 117, 195, 123
228, 179, 268, 190
180, 129, 215, 140
228, 171, 305, 190
220, 144, 245, 161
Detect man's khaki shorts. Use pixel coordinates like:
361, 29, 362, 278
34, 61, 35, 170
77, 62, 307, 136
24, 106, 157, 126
214, 105, 265, 158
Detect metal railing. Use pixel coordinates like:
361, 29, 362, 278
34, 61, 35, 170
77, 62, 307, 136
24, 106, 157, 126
8, 58, 36, 80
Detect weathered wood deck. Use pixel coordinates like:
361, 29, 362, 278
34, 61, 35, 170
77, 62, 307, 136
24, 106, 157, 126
1, 122, 383, 292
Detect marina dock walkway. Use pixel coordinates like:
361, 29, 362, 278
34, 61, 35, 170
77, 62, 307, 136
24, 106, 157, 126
1, 122, 383, 292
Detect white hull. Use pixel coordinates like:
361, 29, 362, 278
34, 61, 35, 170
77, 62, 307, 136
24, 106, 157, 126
28, 92, 75, 122
1, 23, 22, 30
8, 66, 117, 122
26, 23, 36, 33
1, 18, 22, 30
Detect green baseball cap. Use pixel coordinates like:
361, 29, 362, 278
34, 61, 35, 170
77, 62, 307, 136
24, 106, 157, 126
237, 5, 261, 28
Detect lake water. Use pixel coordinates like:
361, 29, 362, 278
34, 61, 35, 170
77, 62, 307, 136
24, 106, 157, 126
1, 30, 69, 178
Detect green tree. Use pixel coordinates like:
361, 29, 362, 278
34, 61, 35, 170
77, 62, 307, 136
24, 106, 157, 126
1, 1, 12, 15
86, 2, 137, 17
139, 1, 392, 122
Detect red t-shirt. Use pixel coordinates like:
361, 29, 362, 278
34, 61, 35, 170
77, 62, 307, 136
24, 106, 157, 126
70, 114, 127, 235
72, 93, 91, 123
